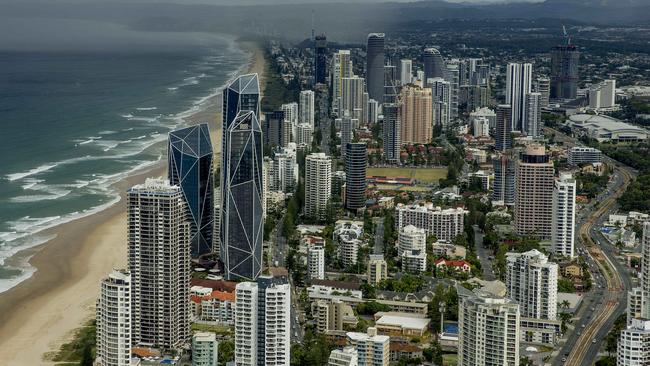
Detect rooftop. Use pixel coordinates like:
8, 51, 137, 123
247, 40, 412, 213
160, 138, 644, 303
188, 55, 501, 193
376, 315, 430, 330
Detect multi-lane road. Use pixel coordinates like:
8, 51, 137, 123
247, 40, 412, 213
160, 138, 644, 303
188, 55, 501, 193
547, 128, 637, 365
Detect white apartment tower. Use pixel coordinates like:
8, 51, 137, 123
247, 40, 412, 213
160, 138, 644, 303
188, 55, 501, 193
505, 249, 558, 321
400, 59, 413, 85
271, 147, 298, 193
329, 346, 359, 366
552, 174, 577, 258
346, 327, 390, 366
128, 178, 190, 348
618, 318, 650, 366
192, 332, 219, 366
305, 153, 332, 221
506, 62, 532, 131
342, 76, 366, 123
457, 286, 520, 366
235, 277, 291, 366
308, 245, 326, 280
299, 90, 315, 126
96, 269, 131, 366
398, 225, 426, 257
395, 203, 468, 242
281, 102, 299, 125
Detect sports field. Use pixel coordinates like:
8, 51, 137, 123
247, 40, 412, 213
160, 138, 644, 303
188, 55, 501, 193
367, 167, 448, 183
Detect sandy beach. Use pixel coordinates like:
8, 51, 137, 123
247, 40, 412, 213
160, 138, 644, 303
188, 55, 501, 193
0, 39, 266, 365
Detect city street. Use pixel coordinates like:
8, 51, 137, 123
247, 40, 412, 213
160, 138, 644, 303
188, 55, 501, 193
473, 225, 496, 281
548, 128, 636, 366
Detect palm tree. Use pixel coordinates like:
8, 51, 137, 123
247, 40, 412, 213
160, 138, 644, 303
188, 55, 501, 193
561, 300, 571, 309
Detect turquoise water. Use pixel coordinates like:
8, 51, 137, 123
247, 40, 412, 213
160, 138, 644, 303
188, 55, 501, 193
0, 26, 249, 292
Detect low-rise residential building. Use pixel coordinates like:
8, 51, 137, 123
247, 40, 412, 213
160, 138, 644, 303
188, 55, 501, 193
434, 259, 471, 274
190, 289, 236, 325
389, 343, 423, 362
309, 280, 363, 299
367, 254, 388, 284
192, 332, 219, 366
312, 299, 359, 333
347, 327, 390, 366
328, 346, 359, 366
374, 314, 430, 337
401, 250, 427, 273
430, 243, 467, 259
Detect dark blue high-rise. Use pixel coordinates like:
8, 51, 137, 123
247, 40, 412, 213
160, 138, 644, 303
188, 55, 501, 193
168, 123, 214, 258
220, 74, 263, 281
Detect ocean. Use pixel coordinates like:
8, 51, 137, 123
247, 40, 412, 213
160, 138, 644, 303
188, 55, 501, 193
0, 24, 250, 292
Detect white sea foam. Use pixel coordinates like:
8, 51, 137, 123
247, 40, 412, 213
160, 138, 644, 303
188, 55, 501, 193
98, 130, 117, 135
6, 163, 59, 182
135, 107, 157, 111
0, 40, 251, 294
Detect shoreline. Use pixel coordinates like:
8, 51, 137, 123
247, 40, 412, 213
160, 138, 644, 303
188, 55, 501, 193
0, 38, 266, 365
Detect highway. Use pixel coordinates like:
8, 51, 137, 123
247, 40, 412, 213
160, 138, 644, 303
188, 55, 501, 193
547, 128, 636, 366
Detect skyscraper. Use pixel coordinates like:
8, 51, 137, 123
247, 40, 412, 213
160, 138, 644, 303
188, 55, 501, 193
399, 85, 433, 144
523, 92, 542, 138
423, 48, 445, 84
444, 64, 460, 120
128, 179, 190, 348
550, 44, 579, 100
505, 63, 532, 131
96, 269, 131, 366
515, 145, 555, 240
400, 59, 412, 85
430, 77, 451, 129
221, 111, 264, 281
383, 64, 398, 104
332, 50, 353, 116
221, 74, 262, 281
506, 249, 558, 321
535, 77, 550, 107
367, 254, 388, 285
305, 153, 332, 221
263, 110, 285, 148
299, 90, 315, 126
366, 33, 385, 103
340, 115, 354, 158
315, 34, 328, 85
168, 124, 214, 257
341, 76, 365, 122
281, 102, 299, 125
495, 104, 513, 152
344, 143, 367, 211
492, 153, 516, 206
235, 276, 291, 366
381, 103, 400, 163
457, 286, 520, 366
552, 174, 576, 258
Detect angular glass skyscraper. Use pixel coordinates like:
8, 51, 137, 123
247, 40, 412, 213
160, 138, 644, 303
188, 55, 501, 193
168, 123, 214, 258
220, 74, 263, 281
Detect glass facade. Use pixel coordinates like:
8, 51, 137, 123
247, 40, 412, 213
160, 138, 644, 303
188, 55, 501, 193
168, 123, 214, 257
220, 74, 262, 281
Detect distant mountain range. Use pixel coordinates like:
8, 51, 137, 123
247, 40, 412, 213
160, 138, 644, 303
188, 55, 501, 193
0, 0, 648, 42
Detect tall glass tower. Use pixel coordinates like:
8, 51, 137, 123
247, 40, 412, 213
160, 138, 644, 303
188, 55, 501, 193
220, 74, 262, 281
168, 123, 214, 257
423, 47, 445, 85
314, 34, 328, 85
366, 33, 385, 103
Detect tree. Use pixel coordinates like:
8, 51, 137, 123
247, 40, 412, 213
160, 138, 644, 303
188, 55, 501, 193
423, 341, 443, 364
218, 340, 235, 366
80, 343, 93, 366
